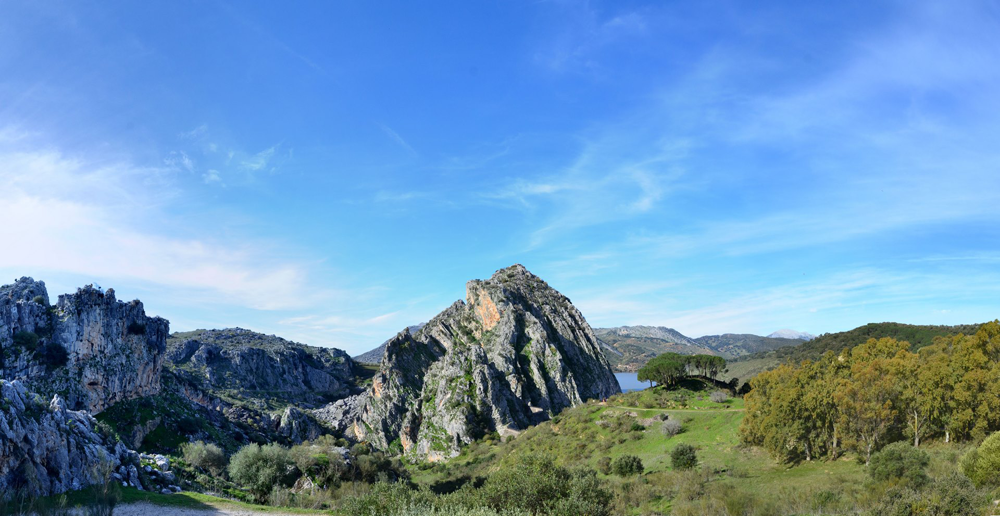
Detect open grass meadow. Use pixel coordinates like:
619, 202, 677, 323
408, 379, 992, 515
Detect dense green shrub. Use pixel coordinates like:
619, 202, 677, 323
31, 295, 46, 306
37, 342, 68, 369
868, 441, 930, 488
962, 431, 1000, 488
182, 441, 228, 476
671, 444, 698, 470
341, 481, 419, 516
610, 455, 643, 477
472, 455, 611, 516
228, 443, 294, 503
12, 331, 39, 351
548, 468, 613, 516
865, 474, 982, 516
177, 416, 201, 435
126, 322, 146, 335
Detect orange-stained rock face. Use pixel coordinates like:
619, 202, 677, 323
372, 376, 384, 398
470, 288, 501, 331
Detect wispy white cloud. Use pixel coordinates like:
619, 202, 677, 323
0, 131, 321, 312
576, 267, 1000, 337
377, 123, 417, 155
203, 169, 223, 185
172, 124, 287, 185
218, 1, 333, 79
534, 5, 650, 74
240, 145, 278, 171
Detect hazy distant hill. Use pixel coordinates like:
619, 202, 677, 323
727, 322, 983, 386
767, 329, 815, 340
594, 326, 804, 372
353, 324, 426, 364
693, 333, 807, 359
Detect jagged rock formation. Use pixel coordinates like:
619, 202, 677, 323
166, 328, 355, 408
347, 265, 620, 460
0, 278, 168, 414
313, 391, 368, 435
0, 380, 134, 498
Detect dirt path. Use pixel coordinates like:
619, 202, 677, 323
605, 405, 745, 413
111, 502, 313, 515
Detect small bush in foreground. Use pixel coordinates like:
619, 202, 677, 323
228, 443, 294, 503
671, 444, 698, 470
961, 431, 1000, 488
710, 390, 729, 403
182, 440, 228, 476
868, 441, 930, 488
611, 455, 643, 477
865, 473, 982, 516
661, 419, 683, 436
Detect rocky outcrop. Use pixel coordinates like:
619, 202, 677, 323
275, 406, 326, 443
351, 265, 620, 459
313, 392, 367, 435
166, 328, 355, 408
0, 380, 134, 498
0, 278, 169, 414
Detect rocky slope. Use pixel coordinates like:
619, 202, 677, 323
0, 379, 134, 498
1, 278, 169, 413
331, 265, 619, 460
130, 328, 361, 450
166, 328, 355, 408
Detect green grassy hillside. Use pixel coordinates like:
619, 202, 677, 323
406, 378, 985, 515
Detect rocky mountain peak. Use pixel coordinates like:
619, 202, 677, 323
1, 276, 48, 304
339, 265, 620, 460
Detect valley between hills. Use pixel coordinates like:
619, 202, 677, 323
1, 265, 997, 515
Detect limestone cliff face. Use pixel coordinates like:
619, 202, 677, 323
166, 328, 355, 408
0, 278, 168, 414
352, 265, 620, 459
0, 380, 134, 498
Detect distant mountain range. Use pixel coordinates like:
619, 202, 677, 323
591, 326, 812, 372
356, 322, 816, 372
726, 321, 983, 387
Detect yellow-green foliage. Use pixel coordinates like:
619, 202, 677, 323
742, 322, 1000, 464
961, 431, 1000, 488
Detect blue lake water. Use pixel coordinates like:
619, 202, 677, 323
614, 372, 655, 392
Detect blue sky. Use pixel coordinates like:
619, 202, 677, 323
2, 1, 999, 354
